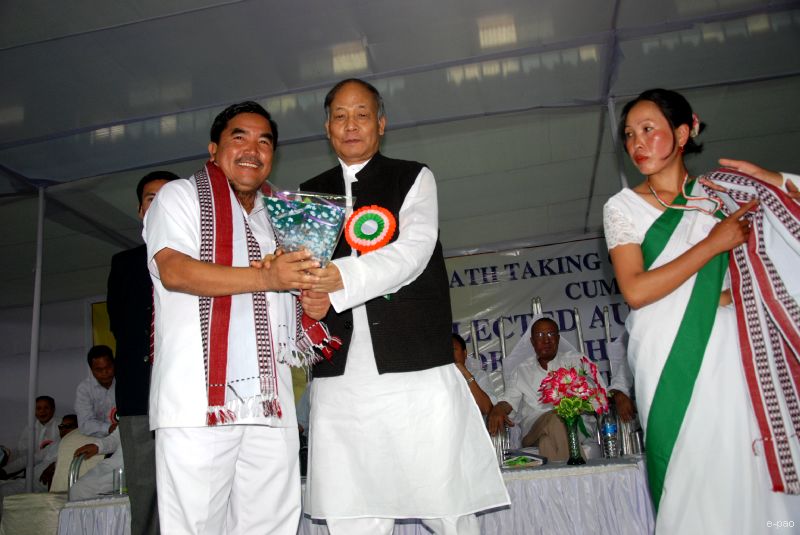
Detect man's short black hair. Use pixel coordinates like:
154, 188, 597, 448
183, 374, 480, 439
36, 395, 55, 410
87, 345, 114, 367
209, 101, 279, 147
61, 414, 78, 426
452, 333, 467, 351
136, 171, 180, 206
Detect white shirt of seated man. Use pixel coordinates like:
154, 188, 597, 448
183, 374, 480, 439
1, 398, 60, 485
74, 350, 117, 439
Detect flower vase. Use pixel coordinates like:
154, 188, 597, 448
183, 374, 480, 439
561, 415, 586, 465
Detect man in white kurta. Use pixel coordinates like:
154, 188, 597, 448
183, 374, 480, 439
489, 318, 587, 460
0, 396, 60, 496
144, 102, 320, 535
74, 346, 117, 438
300, 79, 509, 535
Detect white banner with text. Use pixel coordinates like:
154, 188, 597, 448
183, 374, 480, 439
446, 237, 628, 370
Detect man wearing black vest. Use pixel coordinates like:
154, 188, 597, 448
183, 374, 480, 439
106, 170, 178, 535
300, 79, 508, 535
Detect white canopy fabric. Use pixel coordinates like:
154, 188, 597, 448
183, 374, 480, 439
1, 0, 799, 308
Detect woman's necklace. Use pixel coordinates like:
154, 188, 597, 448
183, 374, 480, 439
647, 173, 721, 216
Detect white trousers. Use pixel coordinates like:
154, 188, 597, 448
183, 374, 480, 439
326, 515, 480, 535
156, 425, 300, 535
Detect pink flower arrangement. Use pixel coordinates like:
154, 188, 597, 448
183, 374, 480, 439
538, 357, 609, 420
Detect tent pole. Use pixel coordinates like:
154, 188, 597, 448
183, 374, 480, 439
607, 96, 628, 189
25, 186, 45, 493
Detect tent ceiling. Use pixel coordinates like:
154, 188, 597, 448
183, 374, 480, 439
1, 0, 799, 308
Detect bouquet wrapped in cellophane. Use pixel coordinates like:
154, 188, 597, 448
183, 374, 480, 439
263, 189, 348, 363
263, 190, 348, 266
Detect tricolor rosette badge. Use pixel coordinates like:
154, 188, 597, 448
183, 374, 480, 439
344, 205, 397, 253
264, 191, 348, 266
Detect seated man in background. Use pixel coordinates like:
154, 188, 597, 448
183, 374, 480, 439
36, 414, 78, 491
488, 318, 590, 461
452, 333, 494, 415
0, 397, 62, 496
71, 345, 124, 499
75, 345, 117, 439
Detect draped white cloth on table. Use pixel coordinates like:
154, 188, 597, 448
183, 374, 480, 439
57, 495, 131, 535
299, 458, 654, 535
48, 459, 655, 535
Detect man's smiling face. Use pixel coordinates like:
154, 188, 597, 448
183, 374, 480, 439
208, 112, 275, 197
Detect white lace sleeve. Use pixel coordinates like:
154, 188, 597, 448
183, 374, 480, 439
603, 203, 643, 249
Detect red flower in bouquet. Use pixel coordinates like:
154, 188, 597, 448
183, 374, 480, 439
538, 357, 609, 420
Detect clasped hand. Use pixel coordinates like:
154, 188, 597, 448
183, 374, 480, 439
299, 263, 344, 319
308, 263, 344, 293
249, 249, 320, 291
301, 290, 331, 320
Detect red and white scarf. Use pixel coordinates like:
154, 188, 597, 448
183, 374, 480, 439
196, 162, 283, 424
194, 163, 341, 424
704, 169, 800, 494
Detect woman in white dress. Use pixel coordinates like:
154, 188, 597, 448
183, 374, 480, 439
603, 88, 800, 534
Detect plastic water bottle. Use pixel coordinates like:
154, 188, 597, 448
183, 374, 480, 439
602, 415, 620, 458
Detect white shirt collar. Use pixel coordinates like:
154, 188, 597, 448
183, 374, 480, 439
338, 157, 372, 182
245, 196, 265, 216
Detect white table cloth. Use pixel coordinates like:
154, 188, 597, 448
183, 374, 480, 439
57, 495, 130, 535
52, 457, 653, 535
299, 456, 654, 535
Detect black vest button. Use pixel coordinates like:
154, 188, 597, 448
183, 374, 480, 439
344, 321, 353, 330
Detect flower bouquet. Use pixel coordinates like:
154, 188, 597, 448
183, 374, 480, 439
538, 357, 609, 465
263, 190, 348, 267
263, 190, 348, 362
